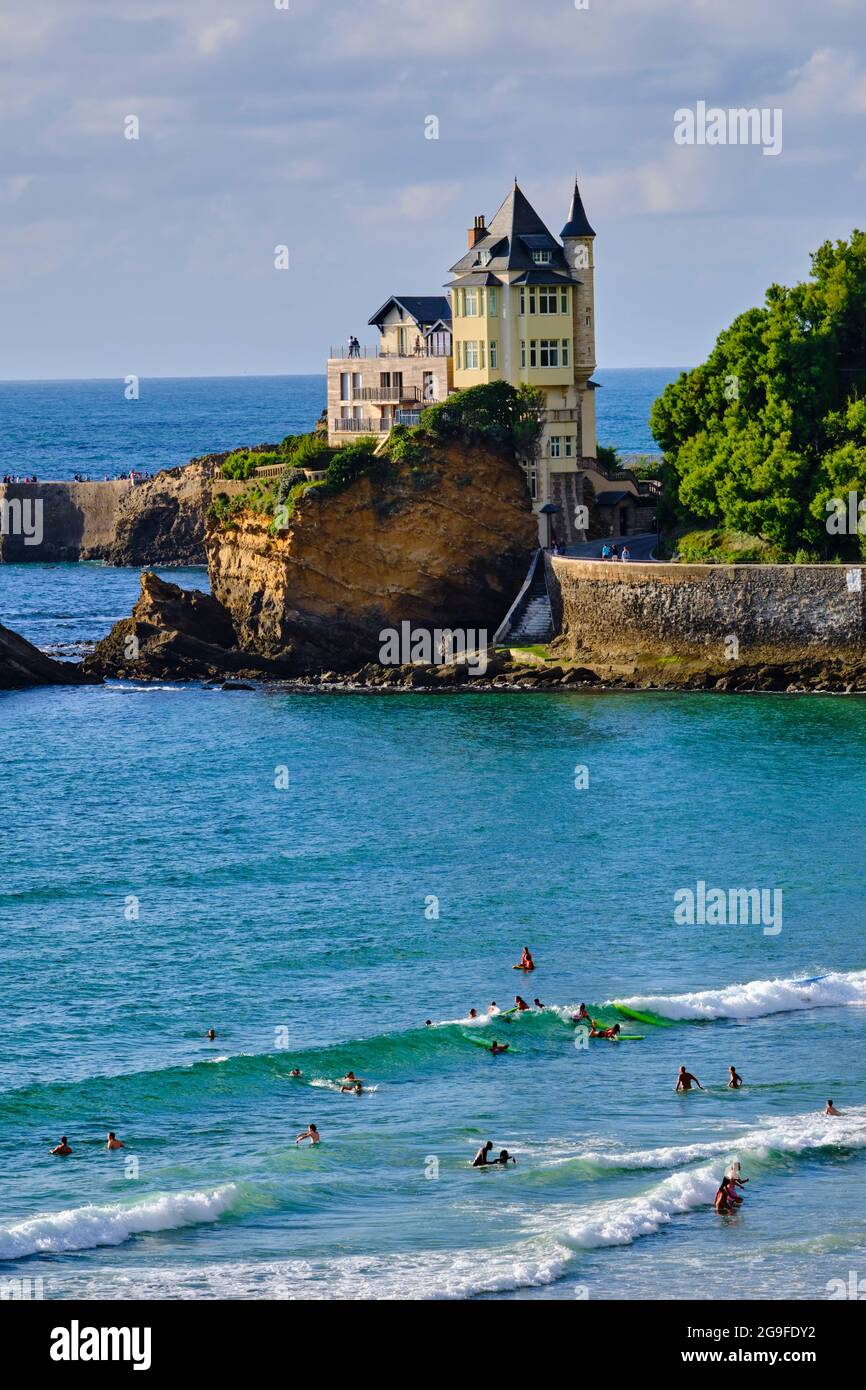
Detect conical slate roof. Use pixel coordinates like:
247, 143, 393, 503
560, 179, 595, 239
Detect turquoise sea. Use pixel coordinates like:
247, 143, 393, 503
1, 375, 864, 1302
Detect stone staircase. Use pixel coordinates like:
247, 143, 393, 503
493, 550, 555, 646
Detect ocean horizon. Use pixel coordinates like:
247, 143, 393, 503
0, 369, 679, 482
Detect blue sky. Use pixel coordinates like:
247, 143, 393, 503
0, 0, 863, 377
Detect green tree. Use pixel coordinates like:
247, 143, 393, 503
651, 230, 866, 558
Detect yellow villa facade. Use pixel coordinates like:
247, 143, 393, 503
325, 180, 656, 543
447, 181, 599, 534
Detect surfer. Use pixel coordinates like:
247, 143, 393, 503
514, 995, 530, 1012
489, 1040, 509, 1054
296, 1123, 320, 1146
495, 1149, 516, 1166
289, 1068, 302, 1078
341, 1082, 364, 1095
206, 1029, 216, 1041
533, 997, 545, 1009
727, 1160, 748, 1194
675, 1065, 704, 1092
513, 947, 535, 971
106, 1131, 124, 1150
488, 1001, 500, 1015
425, 1020, 432, 1027
572, 1003, 592, 1025
50, 1136, 72, 1156
589, 1023, 621, 1040
713, 1176, 738, 1214
467, 1008, 479, 1020
341, 1071, 364, 1086
824, 1099, 843, 1116
728, 1065, 743, 1089
472, 1141, 494, 1166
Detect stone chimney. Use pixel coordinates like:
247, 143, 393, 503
467, 215, 486, 248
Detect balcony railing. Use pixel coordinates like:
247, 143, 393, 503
329, 344, 450, 360
332, 417, 390, 433
349, 385, 438, 404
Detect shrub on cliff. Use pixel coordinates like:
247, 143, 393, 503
221, 451, 262, 481
285, 435, 334, 471
321, 437, 387, 493
651, 229, 866, 559
420, 381, 543, 458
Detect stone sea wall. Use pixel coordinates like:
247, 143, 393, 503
546, 556, 866, 668
0, 480, 132, 561
0, 462, 215, 565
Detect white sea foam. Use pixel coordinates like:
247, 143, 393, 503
310, 1078, 378, 1092
0, 1184, 240, 1260
610, 969, 866, 1021
567, 1104, 866, 1173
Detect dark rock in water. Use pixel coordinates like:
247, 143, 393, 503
221, 681, 255, 691
83, 572, 326, 682
1, 621, 100, 689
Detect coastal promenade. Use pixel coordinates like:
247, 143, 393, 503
564, 531, 658, 561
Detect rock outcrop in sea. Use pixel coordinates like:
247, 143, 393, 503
0, 621, 100, 689
82, 572, 333, 681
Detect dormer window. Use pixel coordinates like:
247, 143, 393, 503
477, 249, 492, 266
532, 250, 552, 264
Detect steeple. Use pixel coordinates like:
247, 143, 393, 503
561, 179, 595, 239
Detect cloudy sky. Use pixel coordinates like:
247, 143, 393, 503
0, 0, 863, 378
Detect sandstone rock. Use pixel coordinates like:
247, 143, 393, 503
105, 459, 217, 566
206, 437, 537, 667
1, 621, 100, 689
83, 572, 324, 681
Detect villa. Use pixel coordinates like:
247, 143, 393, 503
327, 180, 658, 543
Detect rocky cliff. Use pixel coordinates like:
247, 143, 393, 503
1, 621, 100, 689
105, 459, 217, 566
82, 572, 326, 682
206, 439, 537, 666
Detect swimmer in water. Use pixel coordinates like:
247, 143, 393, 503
206, 1029, 216, 1041
296, 1123, 320, 1146
341, 1071, 364, 1086
514, 995, 530, 1012
824, 1099, 843, 1116
289, 1068, 302, 1078
533, 997, 545, 1009
489, 1040, 509, 1055
571, 1003, 592, 1025
341, 1081, 364, 1095
51, 1136, 72, 1156
676, 1065, 704, 1092
728, 1065, 743, 1089
488, 1002, 500, 1016
714, 1176, 737, 1215
513, 946, 535, 971
495, 1149, 516, 1166
468, 1008, 478, 1020
726, 1160, 748, 1196
425, 1020, 432, 1027
106, 1131, 124, 1150
472, 1141, 494, 1167
589, 1023, 621, 1040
